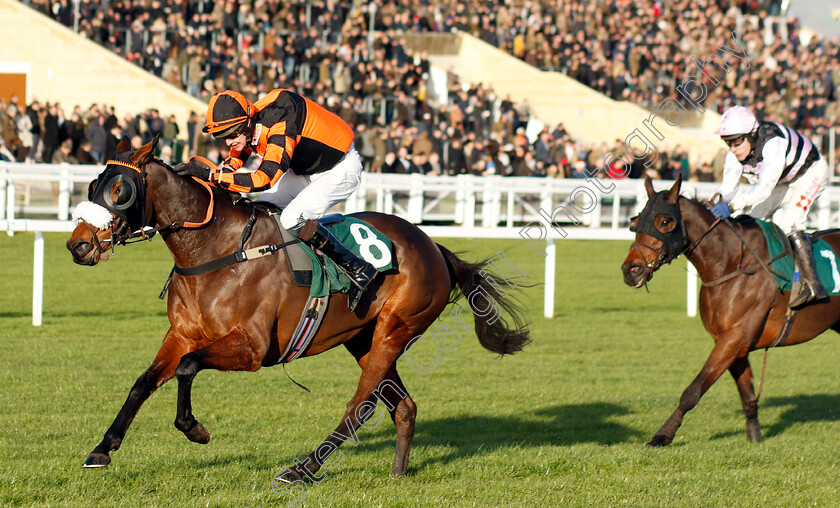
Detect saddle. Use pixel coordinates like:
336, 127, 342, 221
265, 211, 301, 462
255, 201, 343, 287
754, 219, 839, 295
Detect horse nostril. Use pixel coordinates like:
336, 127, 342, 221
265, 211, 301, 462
629, 265, 644, 277
71, 241, 92, 257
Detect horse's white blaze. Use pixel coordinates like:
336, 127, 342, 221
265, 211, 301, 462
72, 201, 113, 229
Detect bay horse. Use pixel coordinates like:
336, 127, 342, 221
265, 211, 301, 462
621, 175, 840, 447
66, 136, 530, 481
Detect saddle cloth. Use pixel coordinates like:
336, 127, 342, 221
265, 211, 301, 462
755, 219, 840, 294
268, 213, 395, 298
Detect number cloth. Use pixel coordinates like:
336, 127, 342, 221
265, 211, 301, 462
755, 218, 840, 294
301, 217, 394, 297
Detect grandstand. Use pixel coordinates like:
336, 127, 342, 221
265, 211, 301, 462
2, 0, 838, 180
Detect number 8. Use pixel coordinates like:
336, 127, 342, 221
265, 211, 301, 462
350, 223, 392, 269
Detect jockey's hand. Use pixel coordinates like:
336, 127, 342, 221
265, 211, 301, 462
711, 203, 731, 219
173, 160, 211, 181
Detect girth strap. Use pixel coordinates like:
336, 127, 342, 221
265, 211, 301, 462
173, 241, 299, 276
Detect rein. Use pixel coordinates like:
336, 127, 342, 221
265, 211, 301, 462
124, 177, 216, 242
701, 219, 791, 287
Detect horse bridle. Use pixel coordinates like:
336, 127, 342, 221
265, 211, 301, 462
81, 158, 216, 252
629, 192, 691, 282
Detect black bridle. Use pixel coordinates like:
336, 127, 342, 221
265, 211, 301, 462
629, 192, 691, 284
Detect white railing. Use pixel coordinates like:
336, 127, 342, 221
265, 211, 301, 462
4, 162, 839, 325
4, 163, 840, 231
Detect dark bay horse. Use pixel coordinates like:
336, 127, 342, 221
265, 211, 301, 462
621, 176, 840, 447
66, 137, 530, 481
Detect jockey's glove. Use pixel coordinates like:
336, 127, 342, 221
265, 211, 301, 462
711, 203, 731, 219
173, 160, 212, 181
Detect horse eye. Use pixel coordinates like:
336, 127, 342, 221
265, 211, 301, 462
113, 182, 132, 205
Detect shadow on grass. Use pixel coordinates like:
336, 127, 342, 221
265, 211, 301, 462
350, 402, 642, 468
760, 393, 840, 438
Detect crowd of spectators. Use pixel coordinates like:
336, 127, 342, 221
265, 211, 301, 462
0, 94, 184, 166
8, 0, 840, 183
384, 0, 838, 149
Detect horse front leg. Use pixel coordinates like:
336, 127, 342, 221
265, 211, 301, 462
174, 332, 263, 444
729, 356, 762, 442
647, 333, 745, 447
83, 332, 185, 467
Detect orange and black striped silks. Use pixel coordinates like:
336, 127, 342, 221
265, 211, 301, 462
217, 89, 354, 194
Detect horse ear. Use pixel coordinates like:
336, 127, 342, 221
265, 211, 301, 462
116, 136, 131, 153
666, 173, 682, 204
130, 135, 160, 166
644, 175, 655, 198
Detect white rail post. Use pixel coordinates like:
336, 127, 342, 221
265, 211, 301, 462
455, 174, 465, 224
687, 261, 698, 317
407, 173, 423, 223
464, 175, 476, 228
58, 166, 71, 220
544, 238, 556, 318
33, 231, 44, 326
6, 180, 15, 237
506, 190, 515, 228
0, 167, 6, 226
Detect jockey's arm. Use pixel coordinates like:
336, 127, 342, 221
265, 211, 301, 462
717, 151, 743, 206
214, 127, 296, 193
728, 137, 786, 211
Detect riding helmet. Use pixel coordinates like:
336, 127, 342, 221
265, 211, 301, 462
203, 91, 255, 138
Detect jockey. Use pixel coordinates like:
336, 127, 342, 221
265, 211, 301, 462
175, 89, 377, 311
711, 105, 829, 309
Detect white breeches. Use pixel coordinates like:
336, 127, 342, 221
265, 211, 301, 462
256, 145, 363, 233
746, 157, 828, 235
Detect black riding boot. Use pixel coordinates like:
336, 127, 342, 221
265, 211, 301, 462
788, 230, 828, 309
297, 219, 378, 311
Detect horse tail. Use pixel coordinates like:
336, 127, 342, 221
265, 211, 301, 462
436, 244, 531, 355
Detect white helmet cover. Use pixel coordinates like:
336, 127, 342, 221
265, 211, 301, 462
715, 105, 758, 137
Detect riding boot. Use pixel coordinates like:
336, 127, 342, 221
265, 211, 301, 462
296, 219, 378, 311
788, 230, 828, 309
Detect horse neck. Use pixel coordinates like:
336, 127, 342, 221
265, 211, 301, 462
680, 199, 742, 283
145, 163, 243, 266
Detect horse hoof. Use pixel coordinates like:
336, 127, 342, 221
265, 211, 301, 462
82, 452, 111, 468
645, 435, 672, 448
274, 467, 304, 485
747, 427, 763, 443
185, 421, 211, 444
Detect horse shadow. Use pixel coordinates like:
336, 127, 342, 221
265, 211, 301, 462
760, 393, 840, 438
351, 402, 642, 468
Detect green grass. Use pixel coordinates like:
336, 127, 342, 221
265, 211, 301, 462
1, 232, 839, 507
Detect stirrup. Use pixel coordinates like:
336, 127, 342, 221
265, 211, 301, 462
348, 287, 364, 312
790, 286, 828, 310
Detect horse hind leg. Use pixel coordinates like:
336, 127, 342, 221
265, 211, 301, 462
730, 356, 763, 443
381, 368, 416, 476
277, 315, 420, 483
342, 327, 416, 476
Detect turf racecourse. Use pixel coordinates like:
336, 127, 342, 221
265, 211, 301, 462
1, 232, 839, 507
